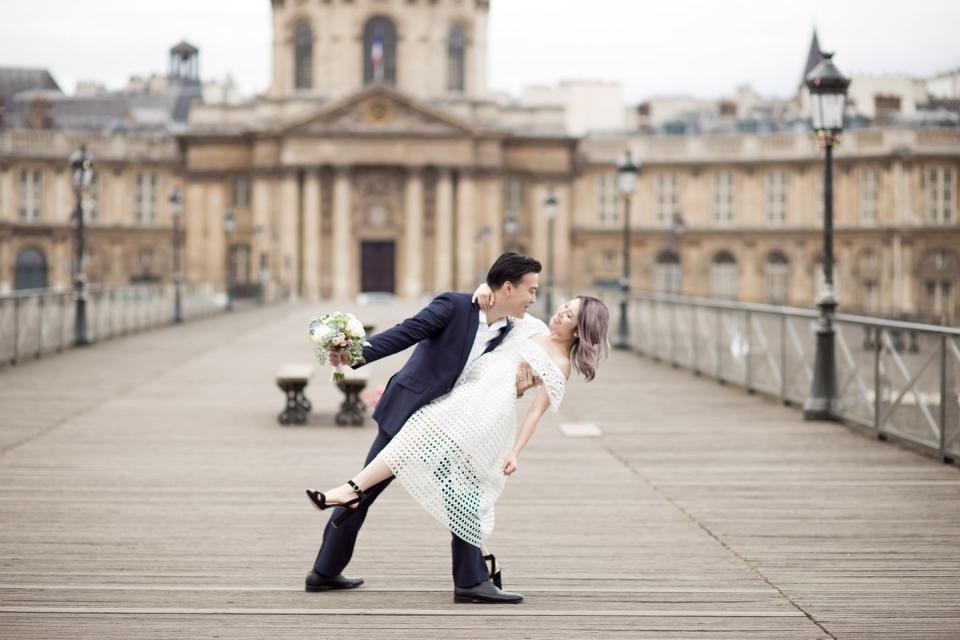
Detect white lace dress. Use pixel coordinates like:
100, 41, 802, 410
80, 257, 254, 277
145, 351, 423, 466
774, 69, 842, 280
377, 314, 566, 547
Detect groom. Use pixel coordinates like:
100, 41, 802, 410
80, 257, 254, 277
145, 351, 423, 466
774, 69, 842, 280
306, 252, 543, 604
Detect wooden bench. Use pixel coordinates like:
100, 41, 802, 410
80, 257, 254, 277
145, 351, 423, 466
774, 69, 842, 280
275, 364, 314, 425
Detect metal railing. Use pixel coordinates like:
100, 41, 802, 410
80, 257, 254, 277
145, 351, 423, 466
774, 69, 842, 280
0, 283, 223, 366
600, 290, 960, 463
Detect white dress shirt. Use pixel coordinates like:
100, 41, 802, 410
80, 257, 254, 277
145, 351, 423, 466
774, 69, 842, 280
465, 310, 508, 369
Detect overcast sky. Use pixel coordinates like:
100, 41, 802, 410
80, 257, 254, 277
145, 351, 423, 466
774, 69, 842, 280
3, 0, 959, 102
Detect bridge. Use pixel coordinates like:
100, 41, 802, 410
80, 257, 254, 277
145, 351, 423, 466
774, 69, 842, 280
1, 299, 958, 639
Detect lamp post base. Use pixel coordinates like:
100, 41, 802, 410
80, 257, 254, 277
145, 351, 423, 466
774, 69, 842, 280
74, 297, 92, 347
803, 314, 838, 421
614, 296, 631, 350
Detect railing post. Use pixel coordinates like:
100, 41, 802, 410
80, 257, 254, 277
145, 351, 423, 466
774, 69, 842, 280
12, 297, 19, 365
716, 309, 723, 382
940, 334, 949, 461
745, 310, 753, 392
59, 293, 66, 352
875, 327, 884, 439
670, 301, 677, 366
37, 295, 45, 358
692, 304, 699, 375
780, 313, 787, 403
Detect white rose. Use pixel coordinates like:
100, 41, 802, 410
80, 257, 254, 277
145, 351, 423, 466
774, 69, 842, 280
346, 317, 365, 338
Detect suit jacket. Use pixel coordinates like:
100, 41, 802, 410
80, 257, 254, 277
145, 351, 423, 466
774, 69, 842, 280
355, 292, 512, 437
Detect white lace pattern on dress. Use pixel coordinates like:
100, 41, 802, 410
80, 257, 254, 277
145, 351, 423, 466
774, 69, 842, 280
377, 314, 565, 546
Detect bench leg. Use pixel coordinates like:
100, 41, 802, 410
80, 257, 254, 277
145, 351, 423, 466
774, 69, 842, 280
278, 382, 309, 425
335, 383, 367, 427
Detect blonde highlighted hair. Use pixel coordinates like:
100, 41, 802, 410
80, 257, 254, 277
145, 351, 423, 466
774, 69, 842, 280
570, 296, 610, 382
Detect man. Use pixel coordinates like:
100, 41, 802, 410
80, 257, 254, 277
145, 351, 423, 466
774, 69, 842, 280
306, 252, 542, 604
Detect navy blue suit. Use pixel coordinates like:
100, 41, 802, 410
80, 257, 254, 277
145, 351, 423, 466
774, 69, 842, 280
312, 292, 512, 587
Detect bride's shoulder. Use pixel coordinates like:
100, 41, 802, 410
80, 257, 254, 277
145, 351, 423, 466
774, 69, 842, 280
515, 313, 549, 332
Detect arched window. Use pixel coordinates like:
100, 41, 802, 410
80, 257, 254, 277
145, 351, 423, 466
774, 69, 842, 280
14, 247, 47, 291
294, 21, 313, 90
447, 23, 465, 92
363, 17, 397, 86
654, 249, 682, 293
710, 250, 738, 300
765, 250, 790, 305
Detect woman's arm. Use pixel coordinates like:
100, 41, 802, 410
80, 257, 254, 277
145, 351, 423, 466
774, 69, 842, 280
502, 386, 551, 475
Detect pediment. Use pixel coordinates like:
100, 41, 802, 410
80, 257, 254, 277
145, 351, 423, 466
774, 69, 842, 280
277, 85, 476, 138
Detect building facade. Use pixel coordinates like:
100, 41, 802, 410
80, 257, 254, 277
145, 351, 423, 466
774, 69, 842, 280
0, 0, 958, 323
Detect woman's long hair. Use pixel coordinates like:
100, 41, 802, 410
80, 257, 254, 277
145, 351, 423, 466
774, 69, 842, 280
570, 296, 610, 382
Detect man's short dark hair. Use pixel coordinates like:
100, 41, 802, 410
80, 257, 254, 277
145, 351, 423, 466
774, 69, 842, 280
486, 252, 542, 289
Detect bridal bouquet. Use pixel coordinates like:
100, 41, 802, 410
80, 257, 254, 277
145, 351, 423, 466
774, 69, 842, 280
308, 312, 368, 382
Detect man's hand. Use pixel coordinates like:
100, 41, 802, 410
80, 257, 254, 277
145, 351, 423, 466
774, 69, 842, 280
515, 361, 540, 398
328, 351, 353, 367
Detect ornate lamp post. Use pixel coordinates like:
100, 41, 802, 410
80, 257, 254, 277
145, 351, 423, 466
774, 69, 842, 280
615, 151, 639, 349
803, 52, 850, 420
169, 187, 184, 323
544, 189, 558, 317
69, 145, 95, 346
224, 208, 236, 312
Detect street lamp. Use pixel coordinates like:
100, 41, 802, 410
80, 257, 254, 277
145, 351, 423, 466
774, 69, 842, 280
169, 187, 184, 323
224, 208, 236, 312
544, 189, 558, 317
615, 151, 639, 349
69, 145, 95, 346
803, 51, 850, 421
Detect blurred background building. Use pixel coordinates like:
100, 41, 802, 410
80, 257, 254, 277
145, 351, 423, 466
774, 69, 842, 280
0, 1, 957, 323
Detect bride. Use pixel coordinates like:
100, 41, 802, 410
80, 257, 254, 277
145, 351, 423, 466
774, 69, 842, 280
307, 288, 609, 574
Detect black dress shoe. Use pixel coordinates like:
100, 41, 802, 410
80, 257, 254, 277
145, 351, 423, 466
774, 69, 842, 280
453, 578, 523, 604
305, 570, 364, 592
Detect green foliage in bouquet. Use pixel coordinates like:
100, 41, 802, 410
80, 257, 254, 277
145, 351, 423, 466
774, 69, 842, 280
307, 312, 368, 382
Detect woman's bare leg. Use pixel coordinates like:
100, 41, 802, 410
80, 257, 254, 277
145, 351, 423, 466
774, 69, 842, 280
313, 457, 393, 506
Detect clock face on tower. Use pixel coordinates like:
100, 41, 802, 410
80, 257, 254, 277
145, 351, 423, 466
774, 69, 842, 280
364, 98, 394, 124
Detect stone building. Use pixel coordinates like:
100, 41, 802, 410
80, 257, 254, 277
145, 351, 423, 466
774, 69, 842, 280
0, 1, 958, 323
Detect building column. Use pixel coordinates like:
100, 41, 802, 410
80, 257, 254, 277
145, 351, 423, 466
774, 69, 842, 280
486, 176, 503, 264
332, 167, 352, 299
531, 183, 549, 275
303, 170, 322, 300
280, 172, 300, 300
0, 235, 9, 294
204, 182, 226, 291
555, 183, 572, 300
455, 171, 476, 291
251, 176, 272, 301
434, 169, 454, 292
404, 168, 424, 299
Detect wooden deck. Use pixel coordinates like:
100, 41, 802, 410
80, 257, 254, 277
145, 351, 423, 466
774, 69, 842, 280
1, 301, 958, 639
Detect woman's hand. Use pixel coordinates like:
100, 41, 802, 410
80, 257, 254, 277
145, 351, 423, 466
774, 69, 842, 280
502, 451, 519, 476
472, 283, 495, 311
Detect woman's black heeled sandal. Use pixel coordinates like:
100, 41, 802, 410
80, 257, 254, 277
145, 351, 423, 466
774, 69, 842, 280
306, 480, 365, 526
483, 553, 502, 589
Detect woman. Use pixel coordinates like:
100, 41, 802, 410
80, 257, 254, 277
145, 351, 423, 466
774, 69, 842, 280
307, 292, 609, 562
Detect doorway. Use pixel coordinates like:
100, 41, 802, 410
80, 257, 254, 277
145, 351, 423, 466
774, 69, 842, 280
361, 241, 396, 293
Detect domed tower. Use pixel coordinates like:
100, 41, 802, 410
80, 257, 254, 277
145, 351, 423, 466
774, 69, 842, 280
269, 0, 489, 100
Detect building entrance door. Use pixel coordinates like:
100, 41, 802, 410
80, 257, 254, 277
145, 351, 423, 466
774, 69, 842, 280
360, 241, 396, 293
